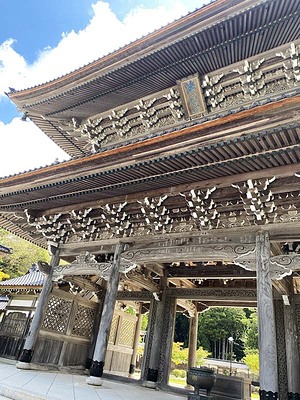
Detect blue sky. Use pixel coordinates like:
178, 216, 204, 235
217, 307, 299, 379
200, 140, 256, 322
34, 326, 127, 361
0, 0, 203, 177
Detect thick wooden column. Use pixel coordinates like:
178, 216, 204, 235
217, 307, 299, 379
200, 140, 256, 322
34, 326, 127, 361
283, 293, 300, 398
188, 312, 198, 368
17, 248, 60, 369
85, 299, 103, 370
143, 298, 165, 386
256, 231, 278, 399
129, 302, 143, 377
87, 243, 124, 386
141, 274, 172, 387
158, 295, 177, 386
140, 299, 158, 382
274, 299, 288, 400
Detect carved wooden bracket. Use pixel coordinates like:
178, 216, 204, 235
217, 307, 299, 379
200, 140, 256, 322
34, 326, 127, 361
234, 252, 300, 280
53, 251, 136, 281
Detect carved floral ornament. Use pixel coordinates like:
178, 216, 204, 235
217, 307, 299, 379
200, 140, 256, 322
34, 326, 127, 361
24, 175, 300, 245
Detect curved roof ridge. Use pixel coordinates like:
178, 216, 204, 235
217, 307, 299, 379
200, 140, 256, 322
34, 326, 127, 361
0, 270, 45, 287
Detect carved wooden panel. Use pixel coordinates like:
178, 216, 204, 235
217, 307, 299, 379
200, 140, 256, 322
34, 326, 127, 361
274, 300, 288, 400
71, 304, 95, 338
108, 314, 119, 344
42, 295, 72, 334
118, 319, 135, 347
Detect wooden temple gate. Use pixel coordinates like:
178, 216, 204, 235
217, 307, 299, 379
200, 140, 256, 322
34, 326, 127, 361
1, 0, 300, 399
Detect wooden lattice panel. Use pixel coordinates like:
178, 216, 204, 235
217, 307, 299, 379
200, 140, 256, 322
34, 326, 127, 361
108, 315, 119, 344
71, 304, 95, 338
118, 319, 135, 347
42, 295, 72, 333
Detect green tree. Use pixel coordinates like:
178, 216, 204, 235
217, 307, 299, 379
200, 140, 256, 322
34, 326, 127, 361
171, 342, 209, 368
174, 313, 190, 347
198, 307, 247, 360
0, 229, 50, 277
244, 349, 259, 375
244, 310, 258, 349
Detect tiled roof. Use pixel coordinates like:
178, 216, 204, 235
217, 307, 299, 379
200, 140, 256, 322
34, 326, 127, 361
0, 271, 45, 287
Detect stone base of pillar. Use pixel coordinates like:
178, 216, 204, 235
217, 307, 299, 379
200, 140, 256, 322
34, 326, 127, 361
187, 394, 211, 400
288, 393, 300, 400
86, 376, 103, 386
259, 390, 278, 400
16, 361, 31, 370
142, 380, 157, 389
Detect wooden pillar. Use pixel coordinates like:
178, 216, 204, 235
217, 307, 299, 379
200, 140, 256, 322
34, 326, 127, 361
87, 243, 124, 386
283, 293, 300, 398
17, 248, 60, 369
188, 312, 198, 368
274, 299, 288, 400
256, 231, 278, 399
140, 299, 158, 382
158, 295, 177, 386
144, 298, 165, 386
129, 302, 143, 377
85, 292, 105, 370
142, 274, 169, 387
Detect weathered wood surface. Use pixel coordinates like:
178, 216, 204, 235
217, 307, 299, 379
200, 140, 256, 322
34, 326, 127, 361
284, 293, 300, 394
188, 313, 198, 368
23, 249, 60, 352
256, 231, 278, 393
92, 243, 124, 363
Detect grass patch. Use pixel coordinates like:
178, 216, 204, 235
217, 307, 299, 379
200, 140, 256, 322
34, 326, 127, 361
169, 376, 186, 386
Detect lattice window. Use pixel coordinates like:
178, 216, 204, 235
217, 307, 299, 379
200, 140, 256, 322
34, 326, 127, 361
71, 304, 95, 338
42, 295, 72, 333
118, 319, 135, 347
108, 315, 119, 344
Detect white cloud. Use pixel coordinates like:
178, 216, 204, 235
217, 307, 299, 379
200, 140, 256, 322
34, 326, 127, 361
0, 1, 206, 94
0, 118, 69, 178
0, 0, 206, 176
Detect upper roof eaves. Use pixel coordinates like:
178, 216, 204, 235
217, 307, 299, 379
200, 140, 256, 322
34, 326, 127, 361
6, 0, 245, 100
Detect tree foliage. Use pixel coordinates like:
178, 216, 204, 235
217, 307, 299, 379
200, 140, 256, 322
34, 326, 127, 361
198, 307, 248, 360
244, 310, 258, 349
174, 313, 190, 347
171, 342, 209, 367
0, 229, 50, 277
244, 349, 259, 375
0, 270, 9, 281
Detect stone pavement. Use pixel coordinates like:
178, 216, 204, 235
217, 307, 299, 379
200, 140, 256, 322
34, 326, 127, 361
0, 359, 186, 400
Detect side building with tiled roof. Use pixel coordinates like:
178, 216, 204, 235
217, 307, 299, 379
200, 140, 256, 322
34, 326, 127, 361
0, 265, 44, 359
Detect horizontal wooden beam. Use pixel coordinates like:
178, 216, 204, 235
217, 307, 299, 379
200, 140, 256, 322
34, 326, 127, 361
166, 265, 256, 279
116, 287, 257, 302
